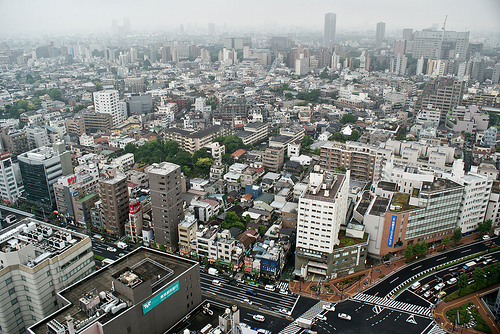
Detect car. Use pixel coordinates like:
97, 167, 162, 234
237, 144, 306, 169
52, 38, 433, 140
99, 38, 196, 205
253, 314, 265, 322
411, 282, 421, 290
424, 291, 432, 298
338, 313, 351, 321
279, 288, 289, 295
106, 247, 117, 252
437, 291, 447, 298
483, 235, 491, 240
265, 285, 275, 291
246, 289, 257, 296
322, 303, 335, 311
236, 278, 244, 283
119, 253, 125, 257
279, 308, 289, 315
447, 278, 457, 285
316, 314, 327, 321
212, 279, 222, 286
434, 283, 445, 291
243, 298, 253, 305
421, 284, 430, 291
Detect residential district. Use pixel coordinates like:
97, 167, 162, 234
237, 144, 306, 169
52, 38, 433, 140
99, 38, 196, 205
0, 12, 499, 334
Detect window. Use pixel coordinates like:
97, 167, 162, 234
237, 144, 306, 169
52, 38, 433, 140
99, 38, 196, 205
14, 308, 20, 315
19, 328, 25, 334
6, 277, 12, 285
31, 316, 36, 321
29, 306, 33, 311
49, 281, 53, 287
11, 298, 18, 305
17, 318, 23, 325
21, 275, 26, 281
47, 271, 50, 277
8, 288, 15, 295
27, 297, 31, 302
24, 286, 29, 292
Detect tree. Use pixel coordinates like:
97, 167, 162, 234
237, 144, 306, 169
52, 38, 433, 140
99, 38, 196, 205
453, 229, 462, 244
457, 273, 468, 296
477, 219, 493, 234
26, 74, 34, 84
195, 157, 213, 174
245, 214, 251, 225
472, 267, 486, 289
225, 212, 240, 225
159, 244, 166, 252
203, 254, 209, 267
340, 113, 357, 125
49, 88, 62, 101
301, 135, 314, 150
193, 148, 211, 162
73, 104, 86, 113
442, 236, 451, 249
404, 244, 413, 260
413, 243, 422, 257
164, 141, 180, 157
421, 241, 428, 255
124, 143, 137, 154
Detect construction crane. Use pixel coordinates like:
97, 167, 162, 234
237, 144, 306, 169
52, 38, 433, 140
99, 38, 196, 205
441, 15, 448, 41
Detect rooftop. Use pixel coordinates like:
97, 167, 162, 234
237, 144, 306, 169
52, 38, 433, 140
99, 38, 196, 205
421, 177, 463, 193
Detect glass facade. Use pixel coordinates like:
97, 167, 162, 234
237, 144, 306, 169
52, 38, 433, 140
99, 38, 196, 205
19, 162, 53, 207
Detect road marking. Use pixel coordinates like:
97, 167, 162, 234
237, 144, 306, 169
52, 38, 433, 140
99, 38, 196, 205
406, 314, 417, 324
390, 277, 399, 284
412, 265, 422, 271
436, 257, 447, 261
461, 249, 471, 253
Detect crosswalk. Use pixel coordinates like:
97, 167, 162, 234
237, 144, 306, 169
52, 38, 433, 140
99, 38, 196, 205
276, 282, 289, 291
425, 324, 448, 334
278, 300, 331, 334
351, 293, 432, 317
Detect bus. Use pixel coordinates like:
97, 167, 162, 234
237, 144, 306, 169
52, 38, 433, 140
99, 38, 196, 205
102, 258, 115, 266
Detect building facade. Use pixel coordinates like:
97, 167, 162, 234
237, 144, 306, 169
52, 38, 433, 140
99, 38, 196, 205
99, 171, 129, 237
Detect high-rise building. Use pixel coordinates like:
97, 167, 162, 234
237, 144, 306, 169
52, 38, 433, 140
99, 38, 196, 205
376, 22, 386, 47
394, 39, 406, 56
324, 13, 337, 48
417, 77, 466, 123
93, 90, 125, 126
0, 151, 23, 203
18, 146, 71, 210
147, 162, 184, 252
295, 170, 355, 277
0, 218, 95, 334
492, 62, 500, 83
99, 170, 129, 237
1, 127, 28, 158
413, 29, 469, 60
390, 54, 407, 75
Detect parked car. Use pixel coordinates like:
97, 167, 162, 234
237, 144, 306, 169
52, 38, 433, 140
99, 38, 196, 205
424, 291, 432, 298
106, 247, 117, 252
421, 284, 430, 291
322, 303, 335, 311
483, 235, 490, 240
338, 313, 351, 321
434, 283, 445, 291
279, 308, 289, 315
246, 289, 257, 296
265, 285, 275, 291
446, 278, 457, 285
243, 298, 253, 305
411, 282, 421, 290
212, 279, 222, 287
437, 291, 447, 298
316, 314, 327, 321
279, 289, 289, 295
253, 314, 265, 322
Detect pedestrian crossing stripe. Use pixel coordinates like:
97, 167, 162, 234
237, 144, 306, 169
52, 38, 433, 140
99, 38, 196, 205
406, 314, 417, 324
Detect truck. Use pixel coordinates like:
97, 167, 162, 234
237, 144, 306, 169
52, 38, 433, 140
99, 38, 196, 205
462, 261, 477, 272
296, 317, 313, 329
208, 268, 219, 276
117, 241, 128, 250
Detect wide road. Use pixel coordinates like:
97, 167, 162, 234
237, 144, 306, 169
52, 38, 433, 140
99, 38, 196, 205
365, 236, 499, 297
92, 239, 129, 262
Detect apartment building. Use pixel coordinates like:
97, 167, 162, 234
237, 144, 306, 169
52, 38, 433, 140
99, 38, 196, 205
163, 125, 232, 154
319, 141, 391, 182
147, 162, 184, 252
295, 170, 351, 277
82, 112, 113, 133
65, 117, 85, 136
262, 147, 284, 172
236, 122, 268, 145
99, 171, 129, 237
93, 90, 126, 126
417, 77, 466, 123
0, 151, 23, 203
0, 219, 94, 333
178, 213, 198, 258
1, 128, 28, 158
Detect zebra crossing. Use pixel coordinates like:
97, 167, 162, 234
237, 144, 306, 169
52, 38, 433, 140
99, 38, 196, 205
278, 300, 331, 334
425, 324, 448, 334
351, 293, 432, 317
276, 282, 289, 291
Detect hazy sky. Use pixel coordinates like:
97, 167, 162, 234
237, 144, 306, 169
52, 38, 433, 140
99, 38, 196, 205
1, 0, 499, 36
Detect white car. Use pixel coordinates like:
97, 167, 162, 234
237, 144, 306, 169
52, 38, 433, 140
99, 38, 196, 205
243, 298, 253, 305
434, 283, 445, 291
279, 289, 289, 295
338, 313, 351, 321
322, 303, 335, 311
421, 284, 430, 291
424, 291, 432, 298
119, 253, 125, 257
316, 314, 327, 321
212, 279, 222, 286
253, 314, 265, 322
447, 278, 457, 285
483, 235, 491, 240
265, 285, 275, 291
278, 308, 289, 315
106, 247, 117, 252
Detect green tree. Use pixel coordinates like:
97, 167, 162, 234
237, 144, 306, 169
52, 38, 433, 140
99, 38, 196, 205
124, 143, 137, 154
453, 229, 462, 244
49, 88, 62, 101
472, 267, 486, 289
301, 135, 314, 150
73, 104, 86, 113
421, 241, 428, 255
225, 212, 240, 225
203, 254, 209, 267
193, 148, 211, 162
413, 243, 422, 257
195, 157, 213, 173
26, 74, 34, 84
159, 244, 166, 252
404, 244, 413, 260
442, 236, 451, 249
259, 225, 268, 235
348, 129, 360, 142
457, 273, 468, 296
245, 214, 251, 225
151, 241, 157, 249
164, 141, 180, 157
340, 113, 357, 125
477, 219, 493, 234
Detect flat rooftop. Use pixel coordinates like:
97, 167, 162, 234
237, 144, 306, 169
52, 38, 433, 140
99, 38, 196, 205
30, 247, 197, 334
304, 174, 345, 202
421, 178, 463, 193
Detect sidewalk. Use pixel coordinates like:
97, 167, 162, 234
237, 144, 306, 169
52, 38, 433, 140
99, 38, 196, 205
433, 284, 500, 334
288, 233, 484, 303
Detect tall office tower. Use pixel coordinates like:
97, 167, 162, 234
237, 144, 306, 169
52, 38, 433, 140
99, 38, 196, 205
394, 39, 406, 56
324, 13, 337, 48
208, 23, 215, 35
161, 45, 171, 63
376, 22, 386, 47
18, 146, 71, 210
147, 162, 184, 252
417, 77, 466, 123
416, 56, 425, 75
0, 218, 95, 333
402, 28, 413, 41
413, 30, 469, 60
391, 54, 407, 75
130, 47, 137, 63
93, 90, 124, 126
492, 63, 500, 83
294, 170, 351, 277
99, 170, 129, 237
123, 17, 131, 34
0, 151, 23, 203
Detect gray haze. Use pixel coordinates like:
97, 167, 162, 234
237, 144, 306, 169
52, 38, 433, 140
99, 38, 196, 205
1, 0, 499, 35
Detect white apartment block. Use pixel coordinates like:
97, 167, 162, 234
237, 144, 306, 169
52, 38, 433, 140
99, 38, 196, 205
204, 142, 226, 161
415, 107, 441, 127
0, 152, 23, 203
195, 225, 218, 262
79, 134, 94, 147
93, 90, 125, 126
0, 219, 94, 333
25, 126, 50, 150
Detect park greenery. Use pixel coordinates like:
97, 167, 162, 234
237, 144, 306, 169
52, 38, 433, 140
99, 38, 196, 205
340, 113, 358, 125
328, 130, 360, 143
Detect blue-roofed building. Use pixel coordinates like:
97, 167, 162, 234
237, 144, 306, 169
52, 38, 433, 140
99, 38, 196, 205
245, 184, 262, 199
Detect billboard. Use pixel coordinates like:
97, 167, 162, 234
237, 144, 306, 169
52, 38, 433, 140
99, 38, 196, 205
387, 215, 397, 247
142, 281, 179, 315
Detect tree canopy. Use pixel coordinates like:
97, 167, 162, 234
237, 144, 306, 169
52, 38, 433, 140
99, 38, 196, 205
49, 88, 62, 101
214, 135, 244, 155
340, 113, 358, 125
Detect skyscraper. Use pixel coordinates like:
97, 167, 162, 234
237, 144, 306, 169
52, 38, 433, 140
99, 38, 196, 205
147, 162, 184, 252
376, 22, 386, 47
99, 171, 129, 237
324, 13, 337, 48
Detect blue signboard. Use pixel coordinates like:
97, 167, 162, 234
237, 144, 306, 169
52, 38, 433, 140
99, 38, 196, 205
142, 281, 179, 314
387, 215, 397, 247
71, 191, 78, 197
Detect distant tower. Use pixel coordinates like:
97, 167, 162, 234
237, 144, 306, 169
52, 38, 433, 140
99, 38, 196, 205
324, 13, 337, 48
123, 17, 131, 34
376, 22, 386, 47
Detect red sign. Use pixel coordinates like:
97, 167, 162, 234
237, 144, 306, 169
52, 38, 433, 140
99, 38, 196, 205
0, 152, 11, 160
67, 175, 77, 186
129, 202, 141, 214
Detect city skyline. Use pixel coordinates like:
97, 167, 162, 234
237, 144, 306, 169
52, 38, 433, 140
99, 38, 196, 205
0, 0, 499, 36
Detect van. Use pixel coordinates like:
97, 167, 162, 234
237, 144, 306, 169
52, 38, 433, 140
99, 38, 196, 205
265, 284, 275, 291
411, 282, 421, 290
245, 289, 257, 296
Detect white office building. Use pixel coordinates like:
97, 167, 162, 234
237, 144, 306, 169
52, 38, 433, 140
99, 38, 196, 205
93, 90, 126, 126
0, 152, 23, 203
